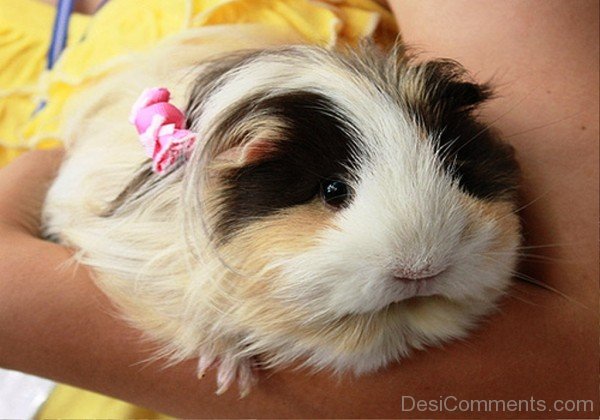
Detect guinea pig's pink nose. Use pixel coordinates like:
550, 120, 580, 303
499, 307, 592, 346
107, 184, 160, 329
392, 265, 446, 282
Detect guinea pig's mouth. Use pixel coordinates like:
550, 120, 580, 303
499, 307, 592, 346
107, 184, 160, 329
392, 271, 447, 300
393, 275, 438, 284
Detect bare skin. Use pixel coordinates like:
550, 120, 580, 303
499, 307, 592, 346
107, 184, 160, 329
38, 0, 104, 14
0, 1, 598, 417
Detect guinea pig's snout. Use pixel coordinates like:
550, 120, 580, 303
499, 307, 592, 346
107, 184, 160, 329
392, 265, 447, 282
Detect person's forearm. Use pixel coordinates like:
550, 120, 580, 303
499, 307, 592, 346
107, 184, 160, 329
0, 147, 215, 417
0, 231, 200, 415
0, 229, 285, 417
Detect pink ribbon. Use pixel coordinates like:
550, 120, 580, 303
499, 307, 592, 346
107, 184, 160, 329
130, 87, 196, 174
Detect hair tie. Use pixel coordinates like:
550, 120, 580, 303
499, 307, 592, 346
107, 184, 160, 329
130, 87, 197, 174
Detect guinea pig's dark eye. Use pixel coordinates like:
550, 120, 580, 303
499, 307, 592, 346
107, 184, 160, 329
320, 180, 350, 208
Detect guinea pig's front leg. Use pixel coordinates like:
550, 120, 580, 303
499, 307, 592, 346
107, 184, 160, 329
197, 351, 258, 397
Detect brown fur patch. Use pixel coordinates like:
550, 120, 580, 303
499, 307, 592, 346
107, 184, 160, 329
463, 195, 521, 252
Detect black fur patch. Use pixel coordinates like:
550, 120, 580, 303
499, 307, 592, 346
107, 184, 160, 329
404, 60, 520, 201
209, 92, 359, 240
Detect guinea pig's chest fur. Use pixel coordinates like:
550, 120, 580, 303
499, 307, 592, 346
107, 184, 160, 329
43, 36, 520, 395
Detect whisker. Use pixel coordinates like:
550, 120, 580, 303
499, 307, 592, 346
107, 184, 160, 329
450, 262, 539, 307
511, 272, 588, 309
452, 94, 531, 155
516, 242, 588, 250
503, 111, 583, 139
501, 287, 541, 307
512, 189, 552, 215
485, 251, 575, 264
480, 254, 588, 309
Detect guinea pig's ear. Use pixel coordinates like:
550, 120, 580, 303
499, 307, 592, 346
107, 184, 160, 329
411, 59, 492, 119
212, 138, 279, 167
182, 49, 288, 171
206, 121, 286, 173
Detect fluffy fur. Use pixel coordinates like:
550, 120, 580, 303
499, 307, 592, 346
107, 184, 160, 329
43, 28, 520, 396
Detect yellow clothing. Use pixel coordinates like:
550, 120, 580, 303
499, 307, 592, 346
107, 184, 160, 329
37, 384, 171, 419
0, 0, 397, 417
0, 0, 396, 166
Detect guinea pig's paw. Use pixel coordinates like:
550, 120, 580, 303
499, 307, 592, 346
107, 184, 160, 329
215, 354, 257, 398
196, 354, 218, 380
197, 353, 257, 397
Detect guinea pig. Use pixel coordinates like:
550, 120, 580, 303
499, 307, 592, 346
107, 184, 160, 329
42, 35, 521, 397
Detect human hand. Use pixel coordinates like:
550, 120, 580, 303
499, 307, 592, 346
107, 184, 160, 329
0, 149, 65, 237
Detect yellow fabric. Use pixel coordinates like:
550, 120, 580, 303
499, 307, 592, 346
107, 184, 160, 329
0, 0, 397, 417
0, 0, 396, 167
37, 384, 171, 419
0, 0, 90, 164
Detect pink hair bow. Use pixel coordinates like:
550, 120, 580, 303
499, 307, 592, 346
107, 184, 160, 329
130, 87, 197, 174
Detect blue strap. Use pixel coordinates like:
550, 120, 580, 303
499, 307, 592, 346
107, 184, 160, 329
35, 0, 74, 114
47, 0, 74, 70
37, 0, 109, 115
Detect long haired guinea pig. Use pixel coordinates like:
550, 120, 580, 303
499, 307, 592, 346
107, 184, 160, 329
43, 36, 521, 396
